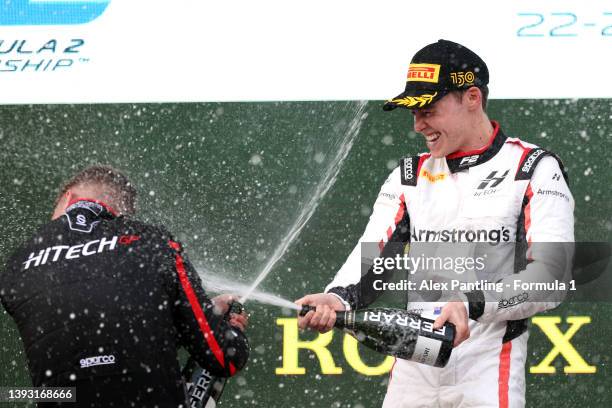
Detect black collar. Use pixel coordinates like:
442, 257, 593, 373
63, 199, 117, 233
66, 198, 117, 218
446, 121, 507, 173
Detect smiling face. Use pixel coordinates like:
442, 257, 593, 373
411, 87, 488, 158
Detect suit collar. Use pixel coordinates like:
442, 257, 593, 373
445, 121, 506, 173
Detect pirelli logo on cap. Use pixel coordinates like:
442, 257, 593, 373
407, 64, 440, 83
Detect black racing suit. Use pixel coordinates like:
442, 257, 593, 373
0, 199, 249, 407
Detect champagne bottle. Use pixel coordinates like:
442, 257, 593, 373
183, 358, 226, 408
183, 301, 244, 408
300, 306, 455, 368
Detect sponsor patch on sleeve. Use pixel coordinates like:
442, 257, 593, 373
515, 148, 548, 181
400, 156, 420, 186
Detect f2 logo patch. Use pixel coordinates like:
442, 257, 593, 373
459, 155, 479, 167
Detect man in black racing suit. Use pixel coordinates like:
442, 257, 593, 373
0, 165, 249, 407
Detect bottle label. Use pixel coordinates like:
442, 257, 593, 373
187, 368, 215, 407
411, 336, 441, 366
363, 311, 446, 337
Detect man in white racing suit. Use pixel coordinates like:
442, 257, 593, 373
296, 39, 574, 407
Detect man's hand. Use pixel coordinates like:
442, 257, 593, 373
433, 301, 469, 347
211, 294, 235, 315
228, 311, 248, 332
295, 293, 346, 333
211, 294, 248, 332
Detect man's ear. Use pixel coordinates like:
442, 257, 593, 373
464, 87, 482, 111
51, 190, 72, 220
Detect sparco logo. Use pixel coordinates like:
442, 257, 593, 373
404, 159, 414, 180
80, 354, 116, 368
498, 292, 529, 309
521, 149, 545, 173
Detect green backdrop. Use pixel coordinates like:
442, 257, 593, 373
1, 99, 610, 407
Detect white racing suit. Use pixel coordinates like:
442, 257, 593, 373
325, 122, 575, 408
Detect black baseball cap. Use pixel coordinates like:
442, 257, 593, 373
383, 39, 489, 111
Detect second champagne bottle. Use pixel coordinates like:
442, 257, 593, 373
300, 306, 455, 368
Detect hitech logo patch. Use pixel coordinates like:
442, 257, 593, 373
0, 0, 111, 26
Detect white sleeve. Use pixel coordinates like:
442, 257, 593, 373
471, 156, 575, 323
324, 166, 409, 308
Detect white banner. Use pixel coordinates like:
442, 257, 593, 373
0, 0, 610, 103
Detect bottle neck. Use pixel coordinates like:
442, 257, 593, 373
335, 310, 354, 330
